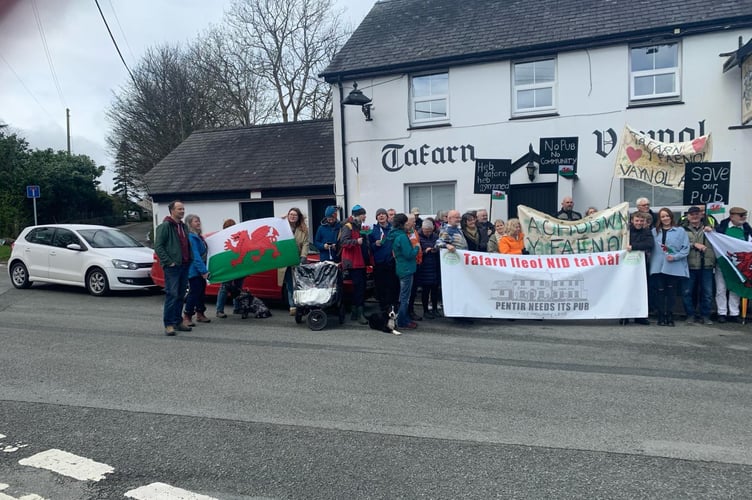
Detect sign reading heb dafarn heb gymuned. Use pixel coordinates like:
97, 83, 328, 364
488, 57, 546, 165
518, 203, 630, 255
440, 249, 647, 319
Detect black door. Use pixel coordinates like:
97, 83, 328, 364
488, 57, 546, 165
508, 183, 558, 218
240, 201, 274, 222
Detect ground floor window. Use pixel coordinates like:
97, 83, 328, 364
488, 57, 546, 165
407, 182, 455, 217
240, 201, 274, 221
623, 179, 683, 208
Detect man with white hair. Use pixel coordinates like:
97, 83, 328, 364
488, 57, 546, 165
634, 197, 655, 227
437, 209, 467, 251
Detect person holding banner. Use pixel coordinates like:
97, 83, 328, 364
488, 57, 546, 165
681, 207, 716, 325
498, 218, 525, 255
556, 196, 582, 221
437, 210, 467, 251
283, 207, 310, 316
621, 211, 653, 325
461, 212, 488, 252
216, 218, 245, 318
713, 207, 752, 323
650, 208, 690, 327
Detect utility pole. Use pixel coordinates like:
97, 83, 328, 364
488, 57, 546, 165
66, 108, 71, 155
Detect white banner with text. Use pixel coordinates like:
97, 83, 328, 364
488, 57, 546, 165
440, 249, 647, 319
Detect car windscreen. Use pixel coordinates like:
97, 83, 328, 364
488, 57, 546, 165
77, 228, 144, 248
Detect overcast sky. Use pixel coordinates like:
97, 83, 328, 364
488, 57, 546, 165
0, 0, 374, 191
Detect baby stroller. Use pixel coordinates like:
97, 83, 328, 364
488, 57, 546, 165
292, 261, 345, 330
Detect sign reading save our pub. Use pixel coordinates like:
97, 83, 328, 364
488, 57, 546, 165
682, 162, 731, 205
474, 159, 511, 194
539, 137, 578, 176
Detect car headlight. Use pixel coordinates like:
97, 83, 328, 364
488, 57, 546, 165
112, 259, 138, 270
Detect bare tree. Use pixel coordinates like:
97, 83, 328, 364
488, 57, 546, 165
106, 44, 223, 178
189, 27, 278, 126
226, 0, 348, 122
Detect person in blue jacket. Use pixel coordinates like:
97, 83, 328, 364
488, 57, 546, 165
183, 214, 211, 327
649, 207, 689, 326
314, 206, 341, 262
387, 213, 420, 329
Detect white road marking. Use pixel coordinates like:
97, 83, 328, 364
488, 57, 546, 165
18, 449, 114, 481
0, 434, 6, 439
124, 482, 218, 500
0, 484, 7, 490
19, 495, 46, 500
2, 444, 29, 453
0, 493, 17, 500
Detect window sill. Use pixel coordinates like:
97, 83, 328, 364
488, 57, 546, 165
627, 100, 684, 109
408, 122, 452, 131
509, 112, 559, 121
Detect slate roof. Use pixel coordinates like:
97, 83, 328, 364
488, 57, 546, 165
322, 0, 752, 81
144, 120, 334, 196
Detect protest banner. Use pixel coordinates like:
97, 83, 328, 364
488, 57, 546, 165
205, 217, 299, 284
613, 125, 712, 189
440, 249, 647, 319
705, 232, 752, 299
518, 203, 629, 255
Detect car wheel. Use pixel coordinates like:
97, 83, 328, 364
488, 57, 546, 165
9, 262, 32, 289
86, 267, 110, 296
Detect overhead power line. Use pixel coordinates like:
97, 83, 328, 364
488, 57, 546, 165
30, 0, 66, 107
0, 51, 58, 123
93, 0, 136, 84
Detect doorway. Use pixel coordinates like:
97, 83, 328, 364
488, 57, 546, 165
508, 183, 558, 218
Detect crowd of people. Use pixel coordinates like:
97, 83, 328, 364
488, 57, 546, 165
152, 197, 750, 336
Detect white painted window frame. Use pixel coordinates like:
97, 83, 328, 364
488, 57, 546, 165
512, 57, 557, 116
410, 72, 450, 125
629, 42, 681, 102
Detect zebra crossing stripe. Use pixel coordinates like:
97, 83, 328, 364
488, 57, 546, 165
18, 449, 114, 481
124, 482, 218, 500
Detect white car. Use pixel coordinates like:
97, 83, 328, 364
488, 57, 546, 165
8, 224, 156, 296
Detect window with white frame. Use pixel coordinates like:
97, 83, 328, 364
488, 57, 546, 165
407, 182, 455, 216
410, 72, 449, 124
630, 43, 680, 102
623, 179, 683, 209
512, 58, 556, 115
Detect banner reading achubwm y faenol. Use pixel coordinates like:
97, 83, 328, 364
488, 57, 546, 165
613, 125, 712, 189
518, 203, 630, 255
440, 249, 647, 319
205, 217, 300, 284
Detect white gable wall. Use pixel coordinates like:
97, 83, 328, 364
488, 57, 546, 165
335, 29, 752, 220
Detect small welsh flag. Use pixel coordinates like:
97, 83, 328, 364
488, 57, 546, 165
205, 217, 300, 284
707, 203, 726, 215
491, 190, 506, 200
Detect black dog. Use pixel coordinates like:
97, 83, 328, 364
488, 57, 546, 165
235, 290, 272, 319
367, 307, 401, 335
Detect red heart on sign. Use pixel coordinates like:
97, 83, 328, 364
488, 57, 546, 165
626, 146, 642, 163
691, 137, 706, 152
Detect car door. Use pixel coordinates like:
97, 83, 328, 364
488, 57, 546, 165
48, 228, 86, 283
23, 227, 55, 279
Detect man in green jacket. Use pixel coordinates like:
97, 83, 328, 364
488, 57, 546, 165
154, 200, 192, 336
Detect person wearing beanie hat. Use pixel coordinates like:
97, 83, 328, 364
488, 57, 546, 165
340, 204, 370, 324
369, 207, 399, 312
315, 206, 341, 262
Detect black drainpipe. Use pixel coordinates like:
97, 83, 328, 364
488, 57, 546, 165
337, 79, 349, 218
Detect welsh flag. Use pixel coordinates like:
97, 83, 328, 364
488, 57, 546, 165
491, 190, 506, 201
705, 231, 752, 299
707, 203, 726, 216
205, 217, 299, 284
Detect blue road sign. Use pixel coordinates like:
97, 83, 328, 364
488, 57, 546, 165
26, 185, 40, 198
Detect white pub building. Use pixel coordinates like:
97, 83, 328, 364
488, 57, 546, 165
321, 0, 752, 220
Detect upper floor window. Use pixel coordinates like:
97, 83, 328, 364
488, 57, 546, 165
411, 72, 449, 125
512, 58, 556, 115
630, 43, 680, 102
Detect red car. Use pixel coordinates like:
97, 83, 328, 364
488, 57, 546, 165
150, 243, 373, 304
